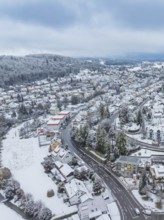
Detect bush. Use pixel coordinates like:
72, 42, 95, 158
142, 195, 149, 201
156, 201, 163, 209
47, 189, 54, 198
38, 207, 52, 220
43, 159, 54, 173
0, 167, 12, 180
24, 200, 35, 217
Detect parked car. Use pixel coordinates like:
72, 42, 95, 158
134, 208, 140, 215
143, 209, 151, 215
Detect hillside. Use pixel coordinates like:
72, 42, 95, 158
0, 54, 82, 87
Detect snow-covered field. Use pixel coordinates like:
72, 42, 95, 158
2, 124, 77, 216
0, 203, 23, 220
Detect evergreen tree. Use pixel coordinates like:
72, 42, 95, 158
99, 103, 105, 119
11, 110, 16, 118
71, 95, 79, 105
18, 104, 28, 115
105, 106, 110, 118
63, 96, 68, 109
57, 99, 62, 111
93, 178, 103, 194
43, 159, 54, 173
78, 125, 88, 147
5, 187, 15, 200
136, 110, 142, 126
119, 106, 129, 125
24, 200, 35, 217
139, 169, 147, 194
116, 132, 127, 155
96, 127, 107, 154
85, 132, 92, 147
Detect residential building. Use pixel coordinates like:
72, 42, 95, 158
115, 156, 140, 177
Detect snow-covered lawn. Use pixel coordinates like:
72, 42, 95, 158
2, 124, 77, 216
124, 123, 140, 132
0, 203, 23, 220
132, 190, 164, 212
127, 133, 153, 144
90, 150, 106, 161
131, 149, 164, 157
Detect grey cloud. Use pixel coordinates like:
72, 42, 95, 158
92, 0, 164, 30
1, 0, 164, 31
0, 1, 77, 29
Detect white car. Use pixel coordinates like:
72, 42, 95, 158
134, 208, 140, 215
143, 209, 151, 215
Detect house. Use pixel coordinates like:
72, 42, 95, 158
51, 161, 73, 182
49, 140, 61, 151
150, 164, 164, 180
115, 156, 140, 177
78, 190, 112, 220
67, 103, 86, 114
52, 115, 65, 124
89, 211, 102, 220
59, 111, 71, 119
65, 179, 93, 205
51, 147, 74, 164
60, 163, 74, 179
51, 167, 66, 182
47, 119, 61, 131
49, 105, 59, 115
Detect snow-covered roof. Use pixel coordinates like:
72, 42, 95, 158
97, 214, 111, 220
107, 202, 121, 220
65, 179, 88, 198
60, 164, 73, 177
52, 115, 65, 120
75, 165, 89, 173
54, 146, 60, 153
116, 156, 139, 165
71, 214, 80, 220
54, 161, 63, 169
59, 148, 67, 158
81, 193, 93, 203
59, 111, 70, 115
47, 119, 61, 125
151, 164, 164, 178
89, 210, 102, 219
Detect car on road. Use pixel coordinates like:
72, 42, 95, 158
143, 209, 151, 215
134, 208, 140, 215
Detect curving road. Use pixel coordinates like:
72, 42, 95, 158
62, 125, 147, 220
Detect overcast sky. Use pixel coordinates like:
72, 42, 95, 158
1, 0, 164, 57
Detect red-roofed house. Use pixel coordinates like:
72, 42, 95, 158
59, 111, 71, 119
47, 119, 61, 131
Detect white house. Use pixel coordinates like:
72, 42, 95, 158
150, 164, 164, 180
47, 119, 61, 131
60, 163, 74, 179
65, 179, 93, 205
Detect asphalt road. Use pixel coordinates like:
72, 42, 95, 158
62, 125, 147, 220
